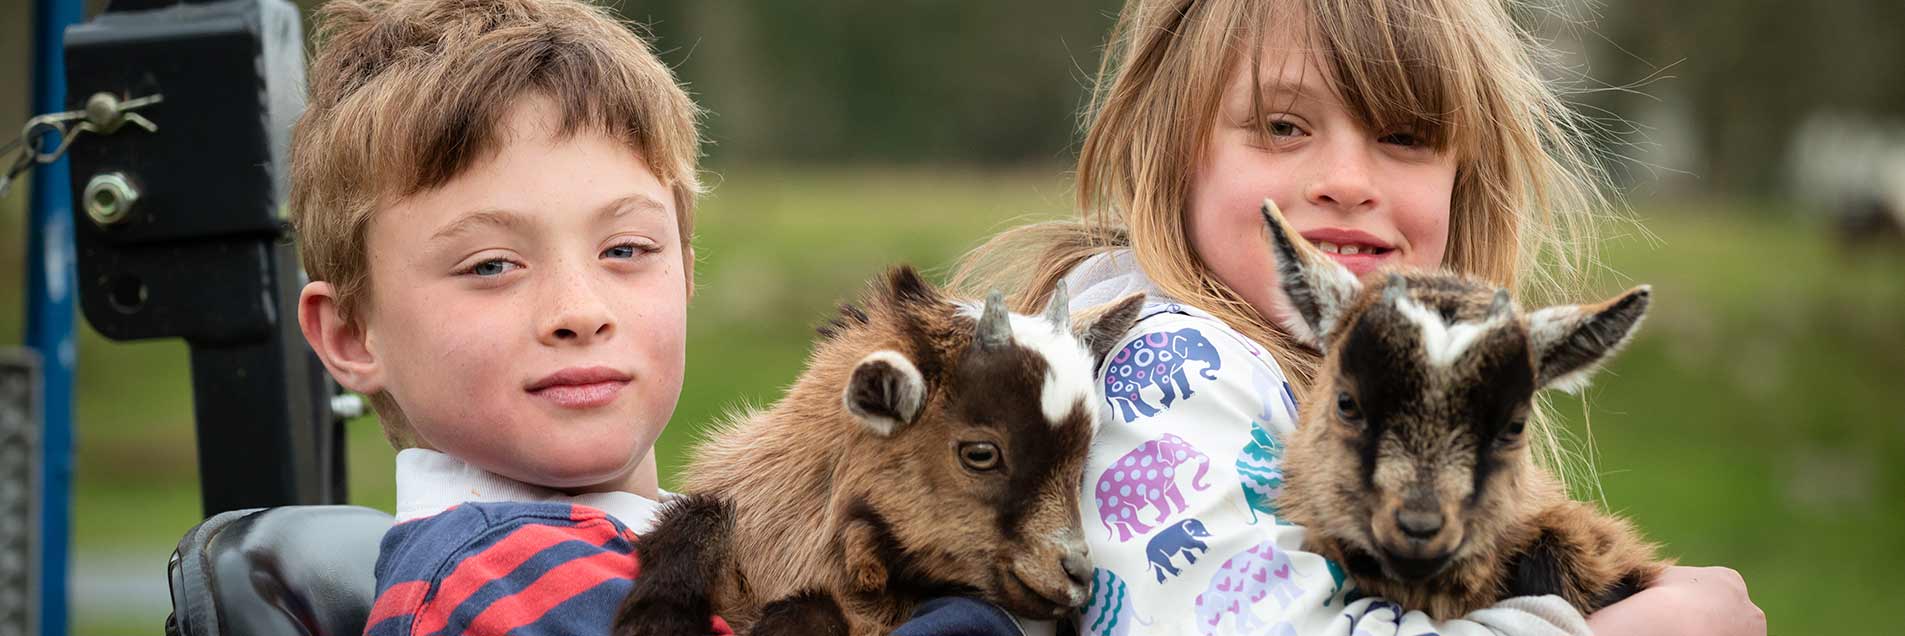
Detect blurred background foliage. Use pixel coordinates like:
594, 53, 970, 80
2, 0, 1903, 634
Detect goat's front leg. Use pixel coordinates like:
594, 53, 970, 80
749, 590, 850, 636
1502, 506, 1666, 614
615, 494, 735, 636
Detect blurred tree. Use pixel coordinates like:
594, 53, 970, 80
1588, 0, 1905, 194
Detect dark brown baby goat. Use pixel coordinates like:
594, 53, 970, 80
1260, 201, 1670, 619
613, 266, 1145, 636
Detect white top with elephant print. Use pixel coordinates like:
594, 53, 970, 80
1061, 251, 1592, 636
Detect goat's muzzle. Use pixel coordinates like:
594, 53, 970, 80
998, 541, 1091, 618
1371, 499, 1464, 581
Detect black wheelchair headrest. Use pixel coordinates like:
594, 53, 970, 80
166, 505, 393, 636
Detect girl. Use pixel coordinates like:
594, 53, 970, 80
954, 0, 1765, 634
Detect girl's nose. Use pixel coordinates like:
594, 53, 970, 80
1304, 140, 1380, 211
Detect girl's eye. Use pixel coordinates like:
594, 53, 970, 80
958, 442, 1002, 471
465, 259, 518, 277
1379, 130, 1422, 147
1266, 119, 1303, 138
1335, 391, 1364, 427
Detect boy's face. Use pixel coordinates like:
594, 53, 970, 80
355, 95, 687, 492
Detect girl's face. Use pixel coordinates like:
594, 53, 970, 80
1188, 27, 1458, 334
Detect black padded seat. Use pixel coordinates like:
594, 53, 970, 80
166, 505, 393, 636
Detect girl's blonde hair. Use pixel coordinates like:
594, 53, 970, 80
953, 0, 1617, 480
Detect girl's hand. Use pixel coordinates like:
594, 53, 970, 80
1585, 566, 1765, 636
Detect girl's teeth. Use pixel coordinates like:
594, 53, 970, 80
1318, 241, 1340, 254
1341, 244, 1362, 256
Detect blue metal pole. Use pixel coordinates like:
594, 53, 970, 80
26, 0, 83, 634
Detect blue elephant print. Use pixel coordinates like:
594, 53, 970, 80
1145, 518, 1212, 583
1082, 568, 1151, 636
1103, 328, 1223, 422
1236, 422, 1288, 525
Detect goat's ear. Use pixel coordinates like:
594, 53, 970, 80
843, 350, 926, 436
879, 265, 941, 308
1073, 292, 1147, 368
1260, 199, 1362, 348
1526, 286, 1652, 394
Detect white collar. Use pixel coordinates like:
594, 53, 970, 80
393, 448, 669, 533
1062, 249, 1218, 323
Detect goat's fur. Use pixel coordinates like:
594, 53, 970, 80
1259, 201, 1671, 619
614, 266, 1146, 636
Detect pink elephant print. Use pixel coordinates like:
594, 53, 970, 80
1193, 541, 1307, 636
1103, 328, 1222, 422
1094, 434, 1212, 542
1081, 568, 1151, 636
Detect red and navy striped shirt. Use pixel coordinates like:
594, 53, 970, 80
362, 501, 732, 636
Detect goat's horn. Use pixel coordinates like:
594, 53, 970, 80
1043, 280, 1070, 331
1489, 289, 1512, 318
1381, 274, 1407, 304
978, 290, 1012, 350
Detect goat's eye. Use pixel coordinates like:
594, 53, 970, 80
1496, 419, 1527, 447
959, 442, 1001, 471
1335, 392, 1364, 426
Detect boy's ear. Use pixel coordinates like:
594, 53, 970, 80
298, 281, 385, 395
1072, 291, 1147, 369
842, 350, 925, 437
1260, 199, 1362, 348
1525, 286, 1652, 394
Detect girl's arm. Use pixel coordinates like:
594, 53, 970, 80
1585, 566, 1765, 636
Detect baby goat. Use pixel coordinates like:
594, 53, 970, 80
1260, 201, 1670, 619
614, 266, 1145, 636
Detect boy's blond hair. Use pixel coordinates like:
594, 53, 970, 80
954, 0, 1618, 486
289, 0, 702, 447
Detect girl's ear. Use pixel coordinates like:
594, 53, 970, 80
1260, 199, 1362, 348
1525, 286, 1652, 393
298, 281, 385, 395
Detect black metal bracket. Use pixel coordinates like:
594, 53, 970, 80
63, 0, 347, 516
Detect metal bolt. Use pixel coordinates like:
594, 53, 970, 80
84, 172, 138, 227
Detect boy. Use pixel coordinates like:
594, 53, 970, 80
290, 0, 713, 633
291, 1, 1030, 634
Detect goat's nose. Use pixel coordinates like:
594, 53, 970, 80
1396, 508, 1445, 540
1061, 548, 1092, 589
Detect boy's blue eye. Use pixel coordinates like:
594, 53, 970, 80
469, 259, 515, 277
602, 241, 657, 260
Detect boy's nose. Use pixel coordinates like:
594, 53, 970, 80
540, 280, 615, 345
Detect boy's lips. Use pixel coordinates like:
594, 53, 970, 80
527, 366, 632, 409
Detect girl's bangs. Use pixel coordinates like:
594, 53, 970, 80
1297, 0, 1478, 154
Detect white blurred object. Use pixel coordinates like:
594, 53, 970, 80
1787, 112, 1905, 236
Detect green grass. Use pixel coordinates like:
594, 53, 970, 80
4, 171, 1903, 634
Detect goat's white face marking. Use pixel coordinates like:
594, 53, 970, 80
845, 350, 924, 436
956, 304, 1098, 430
1393, 296, 1508, 368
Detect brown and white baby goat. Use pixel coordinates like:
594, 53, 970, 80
613, 266, 1145, 636
1260, 201, 1670, 619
